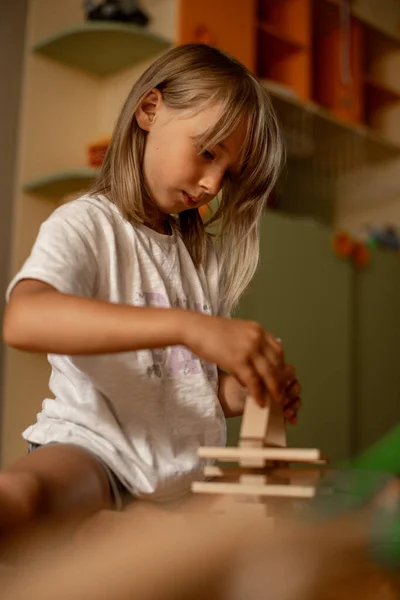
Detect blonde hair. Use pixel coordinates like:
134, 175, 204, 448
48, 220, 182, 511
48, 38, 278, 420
90, 44, 284, 313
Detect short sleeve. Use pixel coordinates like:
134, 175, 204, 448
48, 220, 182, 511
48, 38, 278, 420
6, 202, 99, 302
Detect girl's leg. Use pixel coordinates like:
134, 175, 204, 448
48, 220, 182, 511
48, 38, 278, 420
0, 444, 113, 534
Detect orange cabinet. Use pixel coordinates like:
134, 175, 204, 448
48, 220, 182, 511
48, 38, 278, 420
257, 0, 312, 101
178, 0, 400, 131
313, 2, 364, 124
178, 0, 257, 72
178, 0, 311, 101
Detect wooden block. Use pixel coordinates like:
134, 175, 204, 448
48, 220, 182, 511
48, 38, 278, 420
265, 399, 287, 448
239, 395, 271, 505
198, 446, 325, 463
239, 395, 270, 469
240, 395, 271, 444
239, 395, 287, 448
204, 465, 275, 478
191, 481, 316, 499
238, 395, 287, 513
203, 465, 323, 486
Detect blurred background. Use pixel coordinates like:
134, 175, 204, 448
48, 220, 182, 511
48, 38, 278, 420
1, 0, 400, 468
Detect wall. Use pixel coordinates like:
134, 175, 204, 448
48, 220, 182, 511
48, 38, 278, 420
229, 211, 400, 462
0, 1, 28, 464
355, 250, 400, 451
2, 0, 176, 466
231, 212, 354, 462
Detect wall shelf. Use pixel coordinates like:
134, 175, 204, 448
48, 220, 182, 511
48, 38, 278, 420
263, 79, 400, 171
364, 74, 400, 104
32, 22, 171, 76
326, 0, 400, 45
364, 74, 400, 124
23, 167, 100, 198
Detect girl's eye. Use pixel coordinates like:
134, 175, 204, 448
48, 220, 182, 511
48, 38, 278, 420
201, 148, 215, 160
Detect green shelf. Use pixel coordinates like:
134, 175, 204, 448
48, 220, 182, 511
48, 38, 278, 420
23, 167, 100, 198
32, 22, 171, 76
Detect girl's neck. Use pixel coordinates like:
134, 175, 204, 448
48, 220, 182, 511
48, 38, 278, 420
143, 214, 173, 236
144, 201, 173, 236
145, 220, 172, 235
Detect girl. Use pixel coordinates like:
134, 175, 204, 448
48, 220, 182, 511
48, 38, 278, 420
2, 44, 301, 529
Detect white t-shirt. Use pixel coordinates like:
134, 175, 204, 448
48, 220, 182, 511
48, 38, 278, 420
6, 195, 226, 503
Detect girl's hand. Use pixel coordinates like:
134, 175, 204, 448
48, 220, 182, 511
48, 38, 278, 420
183, 313, 286, 408
282, 364, 302, 425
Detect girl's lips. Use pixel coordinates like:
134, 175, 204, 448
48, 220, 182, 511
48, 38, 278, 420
182, 191, 200, 207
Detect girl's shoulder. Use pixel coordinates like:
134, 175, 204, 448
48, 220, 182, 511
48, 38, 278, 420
47, 194, 127, 242
51, 194, 119, 224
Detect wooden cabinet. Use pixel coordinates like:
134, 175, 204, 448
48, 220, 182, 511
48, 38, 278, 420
178, 0, 400, 134
363, 28, 400, 129
257, 0, 312, 101
178, 0, 257, 71
178, 0, 311, 99
313, 1, 364, 124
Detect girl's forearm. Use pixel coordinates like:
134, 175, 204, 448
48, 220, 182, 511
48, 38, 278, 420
3, 282, 191, 355
218, 370, 247, 417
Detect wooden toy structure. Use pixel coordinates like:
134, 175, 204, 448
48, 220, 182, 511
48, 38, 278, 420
192, 395, 327, 517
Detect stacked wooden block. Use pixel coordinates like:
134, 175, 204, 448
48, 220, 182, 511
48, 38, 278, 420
192, 395, 327, 517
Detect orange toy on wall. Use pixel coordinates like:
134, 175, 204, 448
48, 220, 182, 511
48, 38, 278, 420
332, 231, 370, 268
88, 138, 110, 168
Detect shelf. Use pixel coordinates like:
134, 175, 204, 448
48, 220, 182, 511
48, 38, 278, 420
32, 22, 171, 76
258, 22, 308, 52
262, 79, 400, 170
23, 167, 100, 198
325, 0, 400, 45
364, 74, 400, 107
257, 1, 312, 101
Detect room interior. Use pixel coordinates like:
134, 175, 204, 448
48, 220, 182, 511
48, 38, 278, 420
1, 0, 400, 470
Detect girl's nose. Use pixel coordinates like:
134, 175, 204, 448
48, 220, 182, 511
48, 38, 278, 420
199, 170, 224, 197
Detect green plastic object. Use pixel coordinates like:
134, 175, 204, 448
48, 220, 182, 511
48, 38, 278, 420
347, 426, 400, 569
370, 506, 400, 571
350, 424, 400, 474
303, 420, 400, 570
306, 469, 394, 518
301, 468, 400, 570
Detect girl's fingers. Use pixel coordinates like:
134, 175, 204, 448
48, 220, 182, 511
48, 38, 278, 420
262, 337, 286, 396
264, 333, 285, 368
285, 379, 302, 401
252, 353, 285, 406
284, 363, 296, 384
235, 363, 266, 408
284, 398, 301, 424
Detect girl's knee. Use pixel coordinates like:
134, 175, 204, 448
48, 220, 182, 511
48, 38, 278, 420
0, 471, 46, 525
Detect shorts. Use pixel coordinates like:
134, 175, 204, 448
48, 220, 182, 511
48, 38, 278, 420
28, 442, 131, 511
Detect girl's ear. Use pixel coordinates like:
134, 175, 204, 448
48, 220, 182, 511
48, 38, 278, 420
135, 89, 163, 131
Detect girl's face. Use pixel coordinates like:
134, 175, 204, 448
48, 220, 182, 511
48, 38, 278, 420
136, 90, 247, 217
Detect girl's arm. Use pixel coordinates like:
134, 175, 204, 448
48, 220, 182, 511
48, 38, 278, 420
218, 370, 247, 418
3, 280, 186, 354
4, 279, 287, 408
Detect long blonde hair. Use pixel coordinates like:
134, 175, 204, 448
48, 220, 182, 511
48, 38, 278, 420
90, 44, 284, 314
